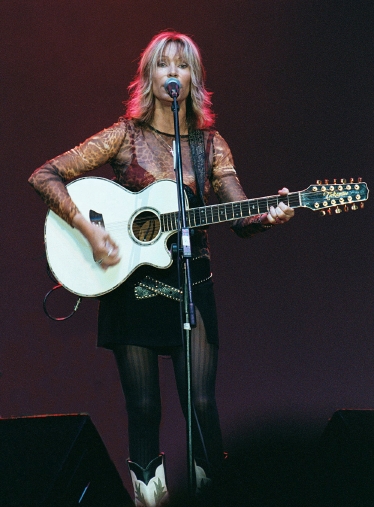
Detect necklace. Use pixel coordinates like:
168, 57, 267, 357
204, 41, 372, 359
148, 125, 175, 156
153, 130, 175, 157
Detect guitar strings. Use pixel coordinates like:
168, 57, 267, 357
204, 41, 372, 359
98, 188, 359, 233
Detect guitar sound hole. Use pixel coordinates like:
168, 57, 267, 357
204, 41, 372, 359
132, 211, 161, 242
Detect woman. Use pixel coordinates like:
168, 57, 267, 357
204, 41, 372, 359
29, 31, 294, 506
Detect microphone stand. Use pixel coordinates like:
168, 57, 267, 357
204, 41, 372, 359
170, 91, 197, 499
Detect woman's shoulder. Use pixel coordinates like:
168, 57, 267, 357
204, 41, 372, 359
200, 128, 226, 144
116, 117, 145, 133
112, 116, 131, 131
209, 129, 231, 150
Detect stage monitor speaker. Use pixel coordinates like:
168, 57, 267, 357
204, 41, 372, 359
0, 413, 133, 507
318, 409, 374, 505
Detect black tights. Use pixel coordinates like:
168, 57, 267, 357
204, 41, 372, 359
113, 309, 223, 471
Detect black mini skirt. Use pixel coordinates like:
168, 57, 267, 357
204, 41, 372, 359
97, 258, 219, 349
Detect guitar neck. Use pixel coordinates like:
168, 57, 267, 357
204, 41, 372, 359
160, 192, 301, 232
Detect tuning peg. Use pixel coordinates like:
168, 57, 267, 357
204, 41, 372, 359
351, 204, 358, 210
333, 179, 337, 184
340, 178, 347, 184
344, 205, 349, 212
316, 180, 322, 185
335, 207, 342, 214
350, 178, 354, 183
324, 179, 329, 184
319, 210, 326, 216
358, 177, 362, 182
327, 208, 332, 215
360, 202, 365, 209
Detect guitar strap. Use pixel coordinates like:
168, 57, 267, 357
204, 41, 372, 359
188, 129, 215, 206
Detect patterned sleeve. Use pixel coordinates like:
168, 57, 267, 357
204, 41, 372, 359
211, 132, 271, 238
28, 121, 129, 226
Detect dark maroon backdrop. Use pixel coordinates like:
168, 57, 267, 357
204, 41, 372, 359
2, 0, 373, 498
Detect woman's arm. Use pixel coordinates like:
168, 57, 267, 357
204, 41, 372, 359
29, 122, 128, 267
210, 132, 294, 237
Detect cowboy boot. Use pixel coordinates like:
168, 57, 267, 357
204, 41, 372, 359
127, 453, 169, 507
194, 457, 212, 499
194, 453, 229, 505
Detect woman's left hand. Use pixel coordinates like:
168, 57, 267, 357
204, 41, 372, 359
261, 187, 295, 225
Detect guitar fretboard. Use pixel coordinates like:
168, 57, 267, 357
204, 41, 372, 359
160, 192, 301, 232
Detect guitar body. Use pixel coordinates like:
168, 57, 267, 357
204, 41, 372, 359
45, 178, 180, 297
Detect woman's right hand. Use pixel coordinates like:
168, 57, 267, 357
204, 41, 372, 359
89, 224, 120, 270
72, 212, 120, 270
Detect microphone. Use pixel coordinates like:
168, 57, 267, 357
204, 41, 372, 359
164, 78, 181, 98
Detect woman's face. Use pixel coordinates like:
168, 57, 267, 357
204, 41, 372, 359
152, 42, 191, 105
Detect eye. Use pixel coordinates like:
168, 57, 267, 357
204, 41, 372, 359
157, 61, 167, 67
179, 63, 188, 69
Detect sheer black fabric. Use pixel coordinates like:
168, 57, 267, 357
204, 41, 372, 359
113, 309, 223, 470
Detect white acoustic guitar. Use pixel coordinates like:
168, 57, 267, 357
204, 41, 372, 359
44, 177, 369, 297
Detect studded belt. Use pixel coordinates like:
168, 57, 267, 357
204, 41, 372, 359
134, 273, 213, 302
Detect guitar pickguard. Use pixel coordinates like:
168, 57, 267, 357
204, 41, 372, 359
89, 209, 105, 227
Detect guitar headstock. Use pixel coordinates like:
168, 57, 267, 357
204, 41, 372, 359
302, 178, 369, 214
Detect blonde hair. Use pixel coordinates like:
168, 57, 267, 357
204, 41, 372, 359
125, 31, 215, 130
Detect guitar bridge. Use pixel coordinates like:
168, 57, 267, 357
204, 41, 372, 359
89, 210, 105, 228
